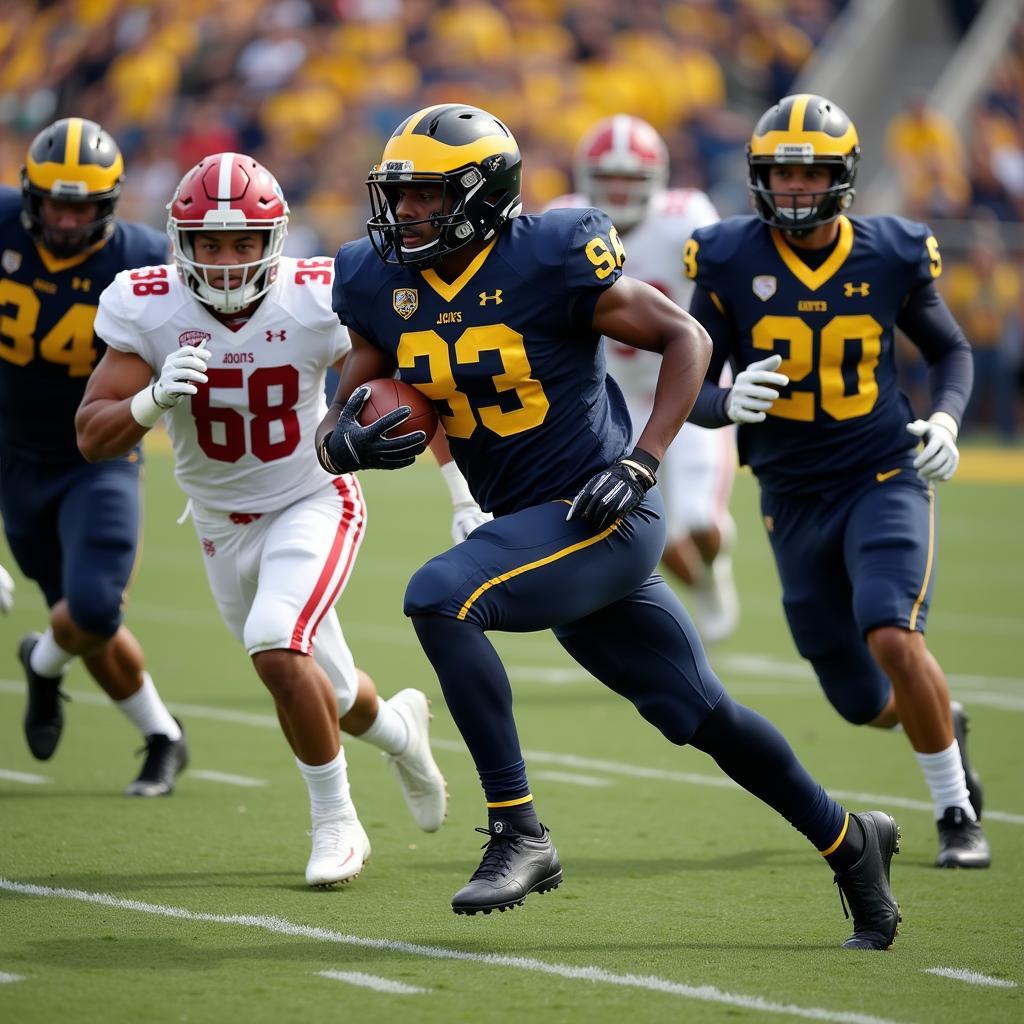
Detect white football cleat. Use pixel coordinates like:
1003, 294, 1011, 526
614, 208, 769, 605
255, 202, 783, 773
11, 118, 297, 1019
306, 815, 371, 887
690, 517, 740, 646
385, 688, 448, 832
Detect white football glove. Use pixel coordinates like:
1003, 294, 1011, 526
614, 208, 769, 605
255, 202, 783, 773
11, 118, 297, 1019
153, 345, 211, 408
0, 563, 14, 614
907, 413, 960, 482
451, 502, 493, 544
727, 353, 790, 424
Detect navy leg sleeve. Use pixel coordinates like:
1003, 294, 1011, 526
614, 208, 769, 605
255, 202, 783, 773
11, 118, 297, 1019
690, 692, 847, 851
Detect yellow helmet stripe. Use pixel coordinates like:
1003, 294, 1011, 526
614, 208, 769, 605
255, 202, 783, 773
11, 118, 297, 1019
379, 132, 515, 174
399, 104, 453, 136
750, 93, 858, 159
26, 117, 124, 195
788, 94, 811, 133
64, 117, 83, 168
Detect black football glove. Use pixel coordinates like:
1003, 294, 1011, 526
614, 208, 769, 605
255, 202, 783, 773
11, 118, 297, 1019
317, 385, 427, 473
566, 447, 659, 530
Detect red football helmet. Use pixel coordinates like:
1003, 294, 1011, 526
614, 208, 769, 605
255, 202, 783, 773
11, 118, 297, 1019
167, 152, 289, 312
574, 114, 669, 230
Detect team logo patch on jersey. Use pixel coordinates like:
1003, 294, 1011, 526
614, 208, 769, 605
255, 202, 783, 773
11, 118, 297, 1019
393, 288, 418, 319
752, 275, 777, 301
179, 330, 212, 348
2, 249, 22, 273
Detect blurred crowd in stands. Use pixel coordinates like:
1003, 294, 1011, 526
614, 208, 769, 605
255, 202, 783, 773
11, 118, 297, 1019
0, 0, 1020, 440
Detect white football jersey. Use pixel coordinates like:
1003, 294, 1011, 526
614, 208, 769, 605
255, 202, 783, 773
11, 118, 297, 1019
96, 256, 350, 513
546, 188, 720, 398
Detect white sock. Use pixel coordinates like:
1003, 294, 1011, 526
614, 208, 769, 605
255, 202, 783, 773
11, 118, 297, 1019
915, 740, 976, 821
30, 628, 74, 678
296, 747, 355, 820
357, 698, 410, 756
114, 673, 181, 740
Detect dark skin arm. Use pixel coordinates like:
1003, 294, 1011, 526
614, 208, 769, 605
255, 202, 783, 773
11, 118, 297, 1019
315, 330, 394, 451
590, 275, 712, 461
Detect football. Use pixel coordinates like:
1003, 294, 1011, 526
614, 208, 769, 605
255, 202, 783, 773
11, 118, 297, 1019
357, 378, 439, 444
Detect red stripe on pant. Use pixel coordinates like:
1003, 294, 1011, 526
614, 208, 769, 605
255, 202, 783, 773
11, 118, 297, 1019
289, 475, 366, 652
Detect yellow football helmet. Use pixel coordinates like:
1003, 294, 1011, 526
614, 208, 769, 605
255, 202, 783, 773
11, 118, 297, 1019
366, 104, 522, 268
747, 94, 859, 234
21, 117, 124, 257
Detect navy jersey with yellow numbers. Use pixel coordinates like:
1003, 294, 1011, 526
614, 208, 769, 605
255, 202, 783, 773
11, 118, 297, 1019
687, 213, 940, 494
333, 207, 632, 516
0, 185, 167, 461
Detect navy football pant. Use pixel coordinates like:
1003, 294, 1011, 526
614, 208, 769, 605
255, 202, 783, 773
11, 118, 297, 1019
762, 463, 936, 724
0, 452, 141, 637
407, 489, 846, 850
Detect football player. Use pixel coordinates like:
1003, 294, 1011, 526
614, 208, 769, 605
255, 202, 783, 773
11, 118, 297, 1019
0, 117, 186, 795
76, 153, 468, 886
547, 114, 739, 643
316, 103, 903, 948
686, 94, 988, 868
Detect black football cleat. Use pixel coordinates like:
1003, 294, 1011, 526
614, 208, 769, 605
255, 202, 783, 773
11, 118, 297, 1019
950, 701, 983, 820
125, 719, 189, 796
833, 811, 901, 950
936, 807, 991, 868
20, 632, 69, 761
451, 822, 563, 915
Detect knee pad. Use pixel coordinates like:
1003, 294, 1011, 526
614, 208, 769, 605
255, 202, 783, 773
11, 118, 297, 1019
404, 553, 467, 619
243, 599, 293, 654
66, 582, 123, 638
852, 573, 920, 634
809, 650, 890, 726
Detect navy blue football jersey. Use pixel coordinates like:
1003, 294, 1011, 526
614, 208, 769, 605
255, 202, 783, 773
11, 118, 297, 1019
0, 185, 167, 460
688, 213, 940, 494
333, 208, 632, 515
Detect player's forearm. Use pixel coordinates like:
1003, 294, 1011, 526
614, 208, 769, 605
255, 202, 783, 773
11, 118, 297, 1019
898, 283, 974, 427
634, 324, 711, 460
688, 382, 732, 427
76, 397, 150, 462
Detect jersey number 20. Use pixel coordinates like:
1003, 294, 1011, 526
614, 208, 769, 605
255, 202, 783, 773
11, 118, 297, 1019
752, 313, 882, 421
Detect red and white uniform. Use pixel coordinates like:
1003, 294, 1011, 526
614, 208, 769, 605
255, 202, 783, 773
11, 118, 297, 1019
95, 257, 364, 708
547, 189, 736, 536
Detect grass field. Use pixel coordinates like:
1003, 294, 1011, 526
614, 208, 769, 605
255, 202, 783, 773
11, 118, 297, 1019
1, 444, 1022, 1023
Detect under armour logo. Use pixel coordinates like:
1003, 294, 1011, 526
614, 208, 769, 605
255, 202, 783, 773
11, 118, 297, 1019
71, 277, 91, 291
843, 282, 870, 297
479, 290, 503, 306
266, 329, 287, 342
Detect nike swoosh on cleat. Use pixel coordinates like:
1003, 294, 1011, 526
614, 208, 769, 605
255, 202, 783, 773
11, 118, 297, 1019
876, 469, 902, 483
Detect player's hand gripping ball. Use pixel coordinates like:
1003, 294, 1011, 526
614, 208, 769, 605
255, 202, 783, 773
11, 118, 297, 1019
320, 379, 437, 473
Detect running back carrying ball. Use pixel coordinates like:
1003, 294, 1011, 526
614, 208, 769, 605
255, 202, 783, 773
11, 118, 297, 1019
358, 378, 439, 443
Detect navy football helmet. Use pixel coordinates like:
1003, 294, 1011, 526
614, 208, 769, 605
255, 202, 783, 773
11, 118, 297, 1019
747, 94, 860, 235
366, 104, 523, 269
21, 117, 124, 257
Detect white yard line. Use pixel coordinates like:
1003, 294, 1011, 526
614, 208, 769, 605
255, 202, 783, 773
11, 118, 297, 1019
0, 769, 49, 785
0, 879, 908, 1024
316, 970, 428, 994
0, 972, 25, 983
923, 967, 1017, 988
2, 680, 1022, 825
189, 770, 267, 788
